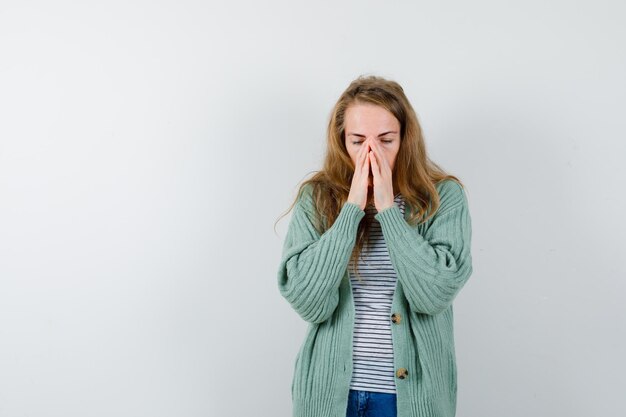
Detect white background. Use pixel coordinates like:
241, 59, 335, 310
1, 1, 625, 416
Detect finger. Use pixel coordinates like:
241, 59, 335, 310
362, 139, 371, 155
356, 145, 365, 168
351, 152, 364, 188
360, 145, 370, 173
364, 140, 372, 166
356, 144, 368, 172
359, 139, 369, 153
369, 151, 379, 177
357, 160, 368, 186
370, 140, 389, 173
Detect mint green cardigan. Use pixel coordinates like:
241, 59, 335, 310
277, 179, 473, 417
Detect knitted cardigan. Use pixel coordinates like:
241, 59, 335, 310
277, 179, 473, 417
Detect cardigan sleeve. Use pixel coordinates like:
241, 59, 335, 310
277, 186, 365, 324
374, 180, 473, 315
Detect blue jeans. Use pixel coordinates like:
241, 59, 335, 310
346, 389, 397, 417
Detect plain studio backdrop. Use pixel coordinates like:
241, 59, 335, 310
1, 1, 625, 416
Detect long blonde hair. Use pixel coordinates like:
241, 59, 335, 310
275, 75, 464, 281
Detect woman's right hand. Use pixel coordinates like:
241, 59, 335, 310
347, 140, 371, 211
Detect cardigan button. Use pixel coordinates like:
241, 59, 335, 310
391, 313, 401, 324
396, 368, 408, 379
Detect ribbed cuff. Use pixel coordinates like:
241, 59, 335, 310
374, 203, 410, 237
333, 202, 365, 237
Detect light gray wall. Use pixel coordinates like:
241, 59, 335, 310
1, 1, 624, 416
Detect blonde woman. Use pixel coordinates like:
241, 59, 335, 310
276, 75, 473, 417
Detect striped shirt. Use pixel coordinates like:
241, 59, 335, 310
348, 193, 405, 394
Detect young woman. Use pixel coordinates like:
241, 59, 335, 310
276, 75, 473, 417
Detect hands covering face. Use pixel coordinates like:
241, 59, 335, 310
366, 138, 395, 212
347, 137, 395, 212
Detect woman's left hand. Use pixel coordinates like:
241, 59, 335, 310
368, 140, 395, 212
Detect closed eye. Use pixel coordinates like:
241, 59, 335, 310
352, 139, 394, 144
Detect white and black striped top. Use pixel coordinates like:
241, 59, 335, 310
348, 193, 405, 394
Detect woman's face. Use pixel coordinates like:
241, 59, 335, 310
344, 102, 401, 188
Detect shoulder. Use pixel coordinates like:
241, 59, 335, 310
295, 183, 315, 212
434, 179, 469, 215
294, 183, 321, 225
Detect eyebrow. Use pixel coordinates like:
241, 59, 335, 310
346, 131, 398, 138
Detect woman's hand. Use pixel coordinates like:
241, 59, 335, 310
368, 140, 395, 212
347, 139, 372, 211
